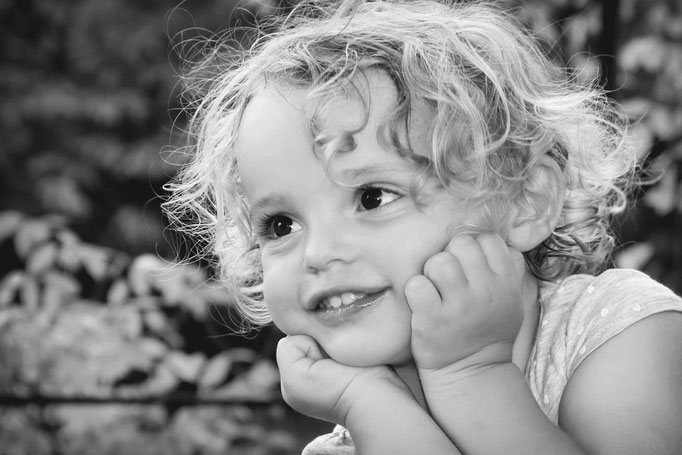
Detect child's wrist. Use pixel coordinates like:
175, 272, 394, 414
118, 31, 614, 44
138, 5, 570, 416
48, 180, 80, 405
339, 376, 414, 427
417, 343, 516, 393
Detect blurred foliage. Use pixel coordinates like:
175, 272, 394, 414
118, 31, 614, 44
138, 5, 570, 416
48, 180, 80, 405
0, 0, 681, 453
0, 212, 323, 454
0, 0, 266, 257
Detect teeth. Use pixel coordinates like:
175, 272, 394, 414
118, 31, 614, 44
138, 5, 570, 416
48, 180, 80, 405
341, 292, 362, 305
329, 296, 342, 308
321, 292, 367, 310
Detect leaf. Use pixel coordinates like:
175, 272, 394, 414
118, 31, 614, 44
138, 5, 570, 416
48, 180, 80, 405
163, 350, 206, 383
78, 243, 113, 282
167, 407, 234, 454
134, 362, 179, 396
141, 307, 184, 349
0, 271, 26, 308
106, 277, 130, 305
207, 356, 278, 401
41, 271, 82, 316
198, 352, 234, 391
13, 218, 53, 261
128, 253, 210, 310
56, 237, 83, 274
644, 165, 677, 215
137, 337, 168, 361
25, 241, 59, 276
128, 254, 164, 297
37, 175, 92, 219
20, 275, 40, 311
615, 242, 656, 270
142, 308, 168, 332
0, 211, 25, 245
619, 36, 668, 73
242, 359, 280, 393
648, 105, 682, 141
105, 303, 144, 340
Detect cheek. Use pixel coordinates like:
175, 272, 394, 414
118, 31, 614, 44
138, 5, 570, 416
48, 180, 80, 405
384, 222, 452, 278
261, 257, 297, 334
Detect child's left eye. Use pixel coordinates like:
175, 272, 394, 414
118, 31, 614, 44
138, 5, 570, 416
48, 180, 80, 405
358, 186, 402, 211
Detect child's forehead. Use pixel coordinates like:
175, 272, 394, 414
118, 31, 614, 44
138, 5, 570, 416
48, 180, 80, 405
233, 71, 426, 186
247, 70, 398, 124
239, 69, 432, 157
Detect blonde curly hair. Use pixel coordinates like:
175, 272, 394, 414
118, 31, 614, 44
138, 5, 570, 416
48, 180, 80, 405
163, 0, 638, 326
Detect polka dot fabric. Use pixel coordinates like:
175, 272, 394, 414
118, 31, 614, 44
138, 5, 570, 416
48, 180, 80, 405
527, 268, 682, 424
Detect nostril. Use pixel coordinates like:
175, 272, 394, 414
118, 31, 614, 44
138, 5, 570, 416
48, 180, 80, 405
302, 236, 348, 273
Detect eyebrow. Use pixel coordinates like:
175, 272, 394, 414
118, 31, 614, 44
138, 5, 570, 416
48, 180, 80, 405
248, 194, 289, 221
334, 162, 412, 185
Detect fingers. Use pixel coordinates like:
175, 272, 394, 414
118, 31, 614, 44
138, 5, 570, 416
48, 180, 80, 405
421, 251, 467, 303
276, 334, 324, 370
422, 235, 489, 303
404, 273, 442, 312
445, 233, 522, 277
405, 233, 525, 308
410, 234, 524, 303
474, 234, 526, 281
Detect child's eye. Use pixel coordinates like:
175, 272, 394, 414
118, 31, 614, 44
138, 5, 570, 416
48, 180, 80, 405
359, 186, 402, 211
257, 215, 302, 239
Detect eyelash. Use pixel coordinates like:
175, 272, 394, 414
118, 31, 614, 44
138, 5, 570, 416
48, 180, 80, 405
254, 214, 295, 240
357, 185, 403, 211
254, 185, 404, 240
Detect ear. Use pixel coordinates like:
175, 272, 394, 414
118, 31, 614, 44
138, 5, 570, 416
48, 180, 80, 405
506, 156, 565, 252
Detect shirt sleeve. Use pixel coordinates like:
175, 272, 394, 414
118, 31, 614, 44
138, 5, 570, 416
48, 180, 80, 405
564, 268, 682, 377
302, 425, 356, 455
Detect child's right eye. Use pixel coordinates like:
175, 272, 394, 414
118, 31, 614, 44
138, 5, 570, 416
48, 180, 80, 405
258, 215, 302, 239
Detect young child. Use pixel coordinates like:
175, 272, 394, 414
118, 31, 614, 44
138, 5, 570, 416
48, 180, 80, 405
164, 0, 682, 453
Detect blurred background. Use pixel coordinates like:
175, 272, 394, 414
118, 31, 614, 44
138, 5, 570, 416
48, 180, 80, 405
0, 0, 680, 453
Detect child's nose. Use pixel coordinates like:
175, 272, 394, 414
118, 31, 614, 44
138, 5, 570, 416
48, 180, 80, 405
302, 220, 355, 273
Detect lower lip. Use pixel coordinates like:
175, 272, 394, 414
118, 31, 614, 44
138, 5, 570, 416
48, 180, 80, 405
314, 291, 386, 322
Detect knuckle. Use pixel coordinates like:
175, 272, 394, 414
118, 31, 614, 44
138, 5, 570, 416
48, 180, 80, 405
477, 233, 500, 245
404, 274, 427, 295
424, 252, 454, 274
446, 234, 477, 253
424, 252, 460, 282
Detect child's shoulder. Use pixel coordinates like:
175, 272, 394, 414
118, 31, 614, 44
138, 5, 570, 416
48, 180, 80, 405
542, 268, 681, 317
537, 267, 682, 372
530, 269, 682, 421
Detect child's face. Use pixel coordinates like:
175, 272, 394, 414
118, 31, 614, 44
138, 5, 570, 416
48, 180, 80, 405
234, 73, 475, 367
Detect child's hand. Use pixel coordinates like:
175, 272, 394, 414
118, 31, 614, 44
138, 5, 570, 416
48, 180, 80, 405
405, 234, 526, 374
276, 335, 408, 425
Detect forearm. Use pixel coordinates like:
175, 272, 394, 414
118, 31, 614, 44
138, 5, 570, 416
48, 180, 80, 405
344, 384, 461, 455
422, 363, 585, 454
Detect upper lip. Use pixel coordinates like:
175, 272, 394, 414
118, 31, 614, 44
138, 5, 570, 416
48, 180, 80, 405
304, 286, 387, 311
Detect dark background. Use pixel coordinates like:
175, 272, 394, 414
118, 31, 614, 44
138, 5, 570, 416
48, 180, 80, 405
0, 0, 680, 453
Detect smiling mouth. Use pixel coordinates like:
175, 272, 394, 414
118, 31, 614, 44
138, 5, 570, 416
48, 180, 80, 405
312, 290, 386, 319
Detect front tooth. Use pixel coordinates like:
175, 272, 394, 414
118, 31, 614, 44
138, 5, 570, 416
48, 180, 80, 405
341, 292, 362, 305
329, 296, 342, 308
